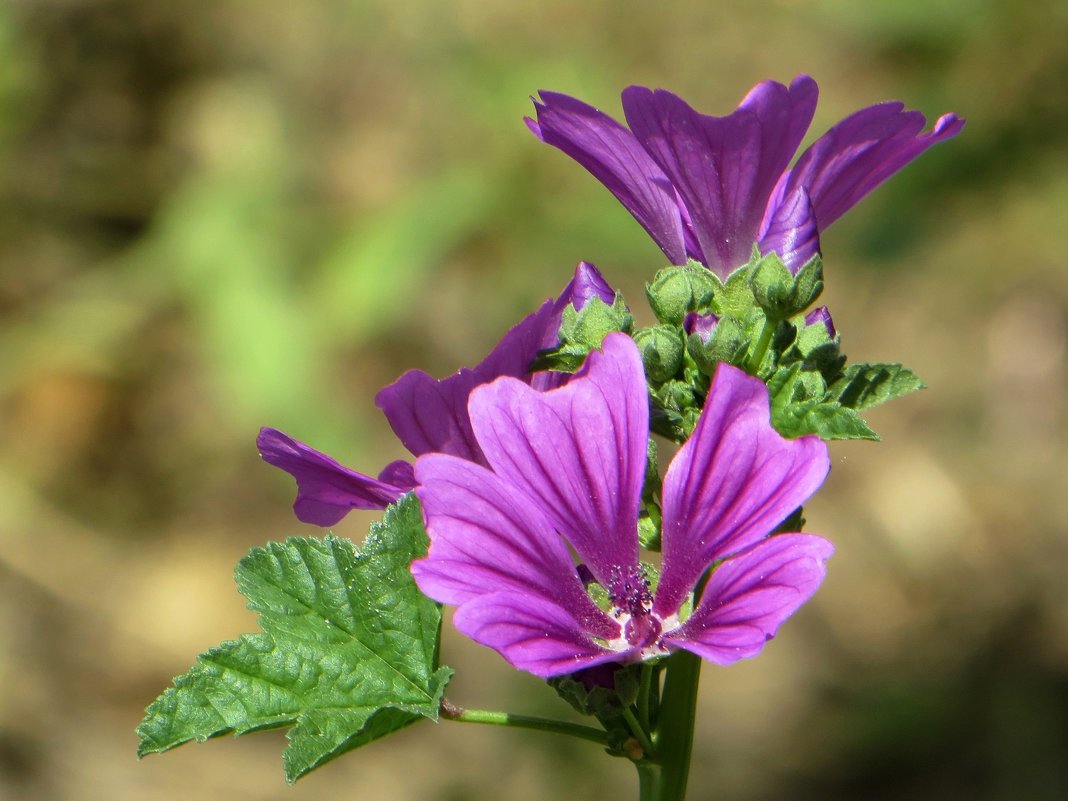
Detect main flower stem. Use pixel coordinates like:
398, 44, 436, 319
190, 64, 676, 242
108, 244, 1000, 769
439, 698, 609, 746
650, 650, 702, 801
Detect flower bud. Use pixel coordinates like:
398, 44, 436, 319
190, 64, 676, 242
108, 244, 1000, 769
633, 325, 684, 383
684, 312, 748, 374
645, 264, 719, 326
804, 306, 836, 339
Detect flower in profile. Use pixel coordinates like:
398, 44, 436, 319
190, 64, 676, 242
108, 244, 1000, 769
412, 333, 832, 677
528, 75, 964, 278
258, 262, 615, 526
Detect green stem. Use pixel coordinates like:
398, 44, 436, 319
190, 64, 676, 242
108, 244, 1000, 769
652, 650, 702, 801
439, 698, 609, 746
746, 314, 779, 374
636, 760, 663, 801
621, 704, 656, 758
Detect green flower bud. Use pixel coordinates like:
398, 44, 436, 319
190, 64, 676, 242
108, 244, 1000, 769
645, 263, 719, 326
748, 252, 824, 320
633, 325, 684, 383
684, 312, 749, 375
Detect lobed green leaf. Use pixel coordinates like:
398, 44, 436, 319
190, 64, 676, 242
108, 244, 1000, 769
137, 494, 452, 782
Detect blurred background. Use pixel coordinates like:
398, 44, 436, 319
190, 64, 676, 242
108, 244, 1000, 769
1, 1, 1066, 799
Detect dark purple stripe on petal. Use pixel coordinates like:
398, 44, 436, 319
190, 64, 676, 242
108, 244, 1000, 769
758, 185, 821, 272
661, 534, 833, 664
786, 103, 965, 231
654, 364, 830, 616
468, 334, 648, 585
452, 591, 629, 678
529, 91, 689, 266
412, 453, 611, 627
622, 78, 818, 277
257, 427, 408, 526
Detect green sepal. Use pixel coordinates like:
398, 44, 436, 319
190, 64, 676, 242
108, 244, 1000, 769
638, 438, 662, 551
748, 252, 823, 320
137, 494, 453, 783
768, 363, 879, 441
549, 664, 643, 756
649, 379, 702, 442
787, 312, 845, 378
645, 262, 719, 326
633, 324, 685, 384
532, 295, 634, 373
831, 362, 925, 410
685, 315, 750, 376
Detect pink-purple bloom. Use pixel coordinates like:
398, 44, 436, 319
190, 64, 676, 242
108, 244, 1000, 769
259, 262, 615, 526
528, 75, 964, 278
412, 333, 832, 677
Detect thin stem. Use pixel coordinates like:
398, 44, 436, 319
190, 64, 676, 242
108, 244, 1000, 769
746, 314, 779, 374
439, 698, 609, 747
653, 650, 702, 801
638, 662, 655, 733
621, 704, 656, 759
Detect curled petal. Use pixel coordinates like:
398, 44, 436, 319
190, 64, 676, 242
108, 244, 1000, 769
654, 364, 829, 616
257, 428, 410, 525
469, 334, 648, 585
376, 299, 559, 463
662, 534, 833, 664
758, 185, 821, 272
528, 91, 688, 265
787, 103, 965, 230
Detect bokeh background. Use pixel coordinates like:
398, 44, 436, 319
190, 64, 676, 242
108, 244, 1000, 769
2, 1, 1066, 799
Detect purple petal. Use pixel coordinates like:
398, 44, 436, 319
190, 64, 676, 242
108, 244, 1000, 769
757, 185, 821, 272
683, 311, 720, 342
804, 306, 836, 339
257, 428, 410, 526
621, 77, 817, 277
535, 261, 622, 392
468, 333, 648, 585
553, 260, 616, 315
412, 454, 614, 630
453, 591, 632, 678
662, 534, 833, 664
376, 299, 559, 463
377, 459, 416, 489
528, 91, 689, 265
786, 103, 965, 231
654, 364, 830, 616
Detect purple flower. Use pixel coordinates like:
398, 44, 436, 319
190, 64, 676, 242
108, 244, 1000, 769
258, 262, 615, 526
528, 75, 964, 278
412, 333, 832, 678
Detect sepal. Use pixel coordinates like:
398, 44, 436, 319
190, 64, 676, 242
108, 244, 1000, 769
748, 251, 824, 320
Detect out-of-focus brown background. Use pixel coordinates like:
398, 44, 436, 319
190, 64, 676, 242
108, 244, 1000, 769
1, 1, 1066, 799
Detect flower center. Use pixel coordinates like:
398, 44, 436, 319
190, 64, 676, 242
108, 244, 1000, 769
607, 564, 653, 618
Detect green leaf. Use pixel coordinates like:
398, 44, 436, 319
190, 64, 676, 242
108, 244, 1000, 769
831, 363, 926, 410
137, 494, 452, 782
769, 363, 879, 441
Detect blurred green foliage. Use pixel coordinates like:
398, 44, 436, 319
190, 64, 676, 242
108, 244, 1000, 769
1, 1, 1067, 800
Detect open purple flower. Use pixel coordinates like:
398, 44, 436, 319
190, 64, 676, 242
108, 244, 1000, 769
528, 75, 964, 278
258, 262, 616, 526
412, 333, 832, 678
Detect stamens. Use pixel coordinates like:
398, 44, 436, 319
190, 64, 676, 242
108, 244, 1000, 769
606, 564, 653, 618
